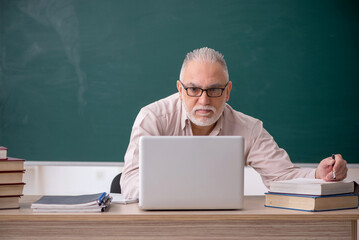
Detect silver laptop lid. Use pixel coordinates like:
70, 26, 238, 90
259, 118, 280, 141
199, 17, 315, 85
139, 136, 244, 210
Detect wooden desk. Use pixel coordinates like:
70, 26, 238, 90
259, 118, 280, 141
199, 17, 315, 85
0, 195, 358, 240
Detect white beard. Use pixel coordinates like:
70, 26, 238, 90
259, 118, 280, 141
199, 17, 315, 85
182, 95, 226, 127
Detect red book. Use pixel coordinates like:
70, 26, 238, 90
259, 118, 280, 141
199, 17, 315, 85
0, 171, 25, 184
0, 195, 22, 210
0, 157, 25, 172
0, 183, 25, 196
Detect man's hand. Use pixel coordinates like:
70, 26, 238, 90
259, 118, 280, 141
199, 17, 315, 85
315, 154, 348, 181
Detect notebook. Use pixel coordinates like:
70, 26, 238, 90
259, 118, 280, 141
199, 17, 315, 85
139, 136, 244, 210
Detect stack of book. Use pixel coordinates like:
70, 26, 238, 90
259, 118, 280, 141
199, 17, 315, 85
31, 192, 112, 212
0, 146, 26, 210
265, 178, 358, 212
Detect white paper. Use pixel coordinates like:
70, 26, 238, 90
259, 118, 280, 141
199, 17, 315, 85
110, 193, 138, 204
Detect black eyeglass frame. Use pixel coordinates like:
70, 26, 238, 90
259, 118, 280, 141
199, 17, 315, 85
179, 80, 229, 98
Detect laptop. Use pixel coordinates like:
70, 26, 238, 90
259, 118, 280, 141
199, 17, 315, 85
139, 136, 244, 210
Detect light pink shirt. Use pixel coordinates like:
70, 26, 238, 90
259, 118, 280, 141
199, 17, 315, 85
121, 93, 315, 199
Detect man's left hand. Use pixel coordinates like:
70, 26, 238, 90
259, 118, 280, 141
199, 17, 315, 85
315, 154, 348, 181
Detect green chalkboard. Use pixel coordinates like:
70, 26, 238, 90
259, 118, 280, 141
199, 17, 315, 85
0, 0, 358, 163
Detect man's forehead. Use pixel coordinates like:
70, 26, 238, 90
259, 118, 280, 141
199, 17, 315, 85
182, 61, 227, 85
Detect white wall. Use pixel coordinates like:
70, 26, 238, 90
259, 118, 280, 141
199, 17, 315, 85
23, 164, 268, 195
23, 164, 122, 195
23, 163, 359, 196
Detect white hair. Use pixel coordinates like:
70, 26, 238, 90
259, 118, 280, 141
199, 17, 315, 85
179, 47, 229, 81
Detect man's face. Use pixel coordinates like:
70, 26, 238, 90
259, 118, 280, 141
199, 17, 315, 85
177, 60, 232, 127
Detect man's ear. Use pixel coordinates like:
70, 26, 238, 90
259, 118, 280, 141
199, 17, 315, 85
225, 81, 232, 102
177, 80, 183, 100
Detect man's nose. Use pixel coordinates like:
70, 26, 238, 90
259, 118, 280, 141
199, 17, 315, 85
198, 91, 210, 105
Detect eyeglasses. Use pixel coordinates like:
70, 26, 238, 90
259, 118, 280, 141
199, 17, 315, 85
179, 80, 229, 98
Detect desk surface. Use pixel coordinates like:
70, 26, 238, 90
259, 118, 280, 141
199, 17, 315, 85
1, 195, 358, 222
1, 196, 358, 240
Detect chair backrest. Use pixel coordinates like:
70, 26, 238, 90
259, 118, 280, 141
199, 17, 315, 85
110, 172, 122, 193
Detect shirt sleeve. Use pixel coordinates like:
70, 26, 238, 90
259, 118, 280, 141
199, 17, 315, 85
121, 108, 163, 199
247, 121, 316, 189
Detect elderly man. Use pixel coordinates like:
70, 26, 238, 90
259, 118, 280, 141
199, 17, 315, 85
121, 47, 348, 199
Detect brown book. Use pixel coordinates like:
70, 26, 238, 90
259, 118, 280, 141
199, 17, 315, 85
0, 157, 25, 171
265, 192, 358, 212
0, 147, 7, 160
0, 171, 25, 184
0, 196, 21, 210
0, 183, 25, 196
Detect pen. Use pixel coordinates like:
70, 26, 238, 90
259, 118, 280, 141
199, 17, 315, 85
332, 154, 336, 180
98, 192, 106, 206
